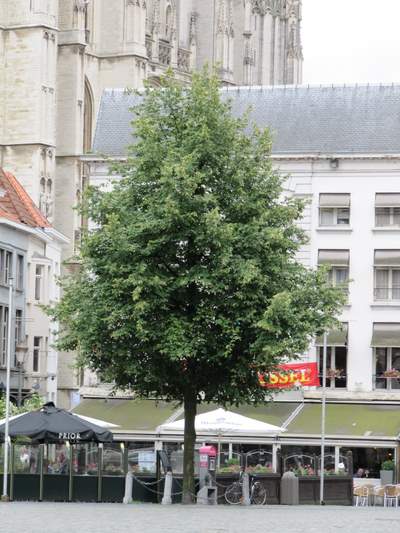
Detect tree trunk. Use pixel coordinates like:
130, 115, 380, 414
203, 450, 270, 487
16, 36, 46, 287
182, 388, 197, 504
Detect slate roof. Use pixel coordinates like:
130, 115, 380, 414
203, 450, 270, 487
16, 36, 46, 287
92, 84, 400, 157
0, 168, 50, 228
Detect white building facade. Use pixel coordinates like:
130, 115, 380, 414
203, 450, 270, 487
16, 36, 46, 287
87, 84, 400, 402
280, 155, 400, 400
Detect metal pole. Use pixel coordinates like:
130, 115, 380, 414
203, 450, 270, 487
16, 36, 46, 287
2, 278, 14, 501
17, 364, 22, 408
320, 331, 327, 505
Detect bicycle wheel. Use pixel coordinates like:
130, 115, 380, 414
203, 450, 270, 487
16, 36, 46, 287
225, 482, 242, 505
251, 481, 267, 505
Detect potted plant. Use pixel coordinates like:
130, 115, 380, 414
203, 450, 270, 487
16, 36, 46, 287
380, 459, 395, 485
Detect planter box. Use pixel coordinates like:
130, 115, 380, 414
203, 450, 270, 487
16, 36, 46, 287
380, 470, 394, 486
298, 476, 353, 505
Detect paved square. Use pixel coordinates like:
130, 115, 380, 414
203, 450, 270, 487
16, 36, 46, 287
1, 503, 400, 533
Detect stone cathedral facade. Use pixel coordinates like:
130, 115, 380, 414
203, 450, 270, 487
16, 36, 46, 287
0, 0, 302, 407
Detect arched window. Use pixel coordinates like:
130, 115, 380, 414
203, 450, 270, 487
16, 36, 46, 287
46, 178, 52, 195
83, 79, 93, 153
40, 177, 46, 194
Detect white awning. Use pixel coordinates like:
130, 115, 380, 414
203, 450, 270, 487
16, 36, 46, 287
371, 323, 400, 347
375, 193, 400, 207
318, 250, 349, 266
374, 250, 400, 267
319, 193, 350, 208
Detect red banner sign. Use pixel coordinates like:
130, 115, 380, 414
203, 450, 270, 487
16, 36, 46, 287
259, 362, 320, 389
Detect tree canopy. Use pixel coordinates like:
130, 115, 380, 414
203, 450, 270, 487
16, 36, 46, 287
51, 70, 343, 502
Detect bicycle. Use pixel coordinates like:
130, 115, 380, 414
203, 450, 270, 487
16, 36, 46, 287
224, 471, 267, 505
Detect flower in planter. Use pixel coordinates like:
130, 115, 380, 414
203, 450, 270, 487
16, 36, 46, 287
383, 369, 400, 378
326, 368, 343, 379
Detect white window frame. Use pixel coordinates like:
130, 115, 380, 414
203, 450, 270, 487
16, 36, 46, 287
374, 267, 400, 301
5, 250, 12, 284
319, 207, 350, 227
0, 249, 4, 285
375, 206, 400, 227
374, 347, 400, 391
1, 306, 9, 367
16, 254, 24, 291
318, 345, 348, 389
33, 336, 42, 373
34, 264, 44, 301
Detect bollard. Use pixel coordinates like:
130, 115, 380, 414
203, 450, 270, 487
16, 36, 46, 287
123, 471, 133, 504
162, 471, 173, 505
241, 472, 251, 506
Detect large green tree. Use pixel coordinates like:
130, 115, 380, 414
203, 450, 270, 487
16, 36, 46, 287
51, 71, 343, 503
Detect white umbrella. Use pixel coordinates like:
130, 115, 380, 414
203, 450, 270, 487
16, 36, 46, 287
159, 408, 285, 435
159, 408, 285, 468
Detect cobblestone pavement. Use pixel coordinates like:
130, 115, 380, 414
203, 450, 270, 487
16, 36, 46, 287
1, 503, 400, 533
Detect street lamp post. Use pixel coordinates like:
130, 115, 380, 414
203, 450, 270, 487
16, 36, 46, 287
15, 343, 28, 407
2, 277, 14, 502
319, 331, 328, 506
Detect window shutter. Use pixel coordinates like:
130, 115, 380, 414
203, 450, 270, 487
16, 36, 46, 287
374, 250, 400, 266
371, 323, 400, 347
318, 250, 350, 266
316, 323, 348, 346
319, 194, 350, 207
375, 193, 400, 207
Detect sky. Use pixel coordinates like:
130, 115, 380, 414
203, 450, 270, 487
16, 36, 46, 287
302, 0, 400, 85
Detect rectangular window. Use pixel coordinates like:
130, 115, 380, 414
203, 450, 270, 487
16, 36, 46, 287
318, 346, 348, 389
375, 194, 400, 227
374, 347, 400, 390
374, 250, 400, 300
0, 250, 4, 284
15, 310, 22, 344
316, 324, 348, 389
14, 310, 23, 367
1, 306, 9, 367
5, 251, 12, 284
16, 255, 24, 290
35, 265, 44, 301
319, 194, 350, 226
33, 336, 41, 373
318, 250, 350, 296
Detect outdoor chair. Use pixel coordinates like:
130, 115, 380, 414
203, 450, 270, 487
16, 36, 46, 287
383, 485, 398, 507
354, 485, 370, 507
373, 486, 385, 506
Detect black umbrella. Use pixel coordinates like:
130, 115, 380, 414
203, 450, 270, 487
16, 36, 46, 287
0, 402, 113, 443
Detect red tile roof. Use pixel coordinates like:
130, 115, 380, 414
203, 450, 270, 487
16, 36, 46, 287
0, 168, 51, 229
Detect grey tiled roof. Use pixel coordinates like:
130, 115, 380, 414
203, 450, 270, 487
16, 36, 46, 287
92, 85, 400, 157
